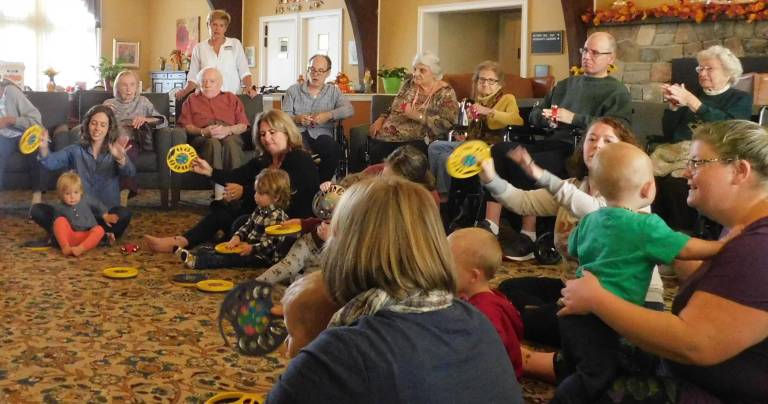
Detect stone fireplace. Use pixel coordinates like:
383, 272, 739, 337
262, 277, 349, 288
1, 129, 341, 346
592, 20, 768, 102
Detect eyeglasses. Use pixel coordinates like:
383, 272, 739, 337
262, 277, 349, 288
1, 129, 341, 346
685, 158, 735, 170
579, 47, 612, 58
477, 78, 499, 84
307, 67, 329, 74
694, 65, 717, 74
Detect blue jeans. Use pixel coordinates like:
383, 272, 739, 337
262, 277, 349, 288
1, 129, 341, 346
427, 140, 462, 196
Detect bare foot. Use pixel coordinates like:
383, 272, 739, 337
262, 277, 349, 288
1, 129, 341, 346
143, 234, 187, 253
71, 245, 85, 257
60, 245, 72, 256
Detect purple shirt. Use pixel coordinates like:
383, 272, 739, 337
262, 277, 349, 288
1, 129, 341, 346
669, 217, 768, 402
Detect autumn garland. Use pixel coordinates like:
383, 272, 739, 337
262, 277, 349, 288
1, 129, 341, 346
582, 0, 768, 25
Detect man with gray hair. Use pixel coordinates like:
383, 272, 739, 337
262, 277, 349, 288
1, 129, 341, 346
178, 67, 249, 200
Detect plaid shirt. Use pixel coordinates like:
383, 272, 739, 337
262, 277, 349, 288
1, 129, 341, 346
234, 205, 288, 263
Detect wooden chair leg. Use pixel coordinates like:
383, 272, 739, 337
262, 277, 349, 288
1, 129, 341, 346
160, 188, 169, 209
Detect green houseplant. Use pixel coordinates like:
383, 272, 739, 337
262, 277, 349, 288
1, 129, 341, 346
92, 57, 125, 91
377, 66, 407, 94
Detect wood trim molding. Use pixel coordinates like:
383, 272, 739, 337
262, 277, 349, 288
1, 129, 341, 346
208, 0, 243, 40
561, 0, 592, 68
345, 0, 378, 89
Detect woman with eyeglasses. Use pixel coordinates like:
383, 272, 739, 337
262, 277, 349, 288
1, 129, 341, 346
654, 45, 752, 233
366, 51, 458, 165
282, 54, 354, 182
427, 60, 524, 199
530, 120, 768, 403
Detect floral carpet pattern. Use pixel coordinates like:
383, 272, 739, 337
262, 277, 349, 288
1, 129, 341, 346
0, 190, 677, 403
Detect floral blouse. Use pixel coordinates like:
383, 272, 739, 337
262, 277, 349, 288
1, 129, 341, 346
378, 78, 458, 142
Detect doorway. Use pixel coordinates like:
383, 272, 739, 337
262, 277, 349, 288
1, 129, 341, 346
418, 0, 528, 77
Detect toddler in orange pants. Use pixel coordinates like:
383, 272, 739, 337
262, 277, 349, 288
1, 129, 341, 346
52, 172, 116, 256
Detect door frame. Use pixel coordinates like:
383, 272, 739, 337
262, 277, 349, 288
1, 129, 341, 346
258, 9, 343, 87
259, 14, 299, 87
417, 0, 529, 77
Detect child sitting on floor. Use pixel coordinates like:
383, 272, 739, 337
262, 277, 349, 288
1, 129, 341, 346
448, 227, 525, 379
555, 142, 738, 403
177, 168, 291, 269
279, 271, 341, 358
51, 171, 116, 257
257, 172, 368, 284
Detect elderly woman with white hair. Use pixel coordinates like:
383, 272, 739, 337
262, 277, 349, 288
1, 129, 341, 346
102, 69, 177, 200
178, 66, 249, 200
654, 45, 752, 232
367, 52, 458, 164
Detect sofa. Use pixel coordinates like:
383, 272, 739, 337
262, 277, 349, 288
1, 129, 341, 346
2, 91, 70, 190
54, 90, 186, 208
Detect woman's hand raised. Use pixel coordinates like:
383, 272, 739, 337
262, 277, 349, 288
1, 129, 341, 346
108, 140, 132, 165
190, 157, 213, 177
508, 146, 544, 181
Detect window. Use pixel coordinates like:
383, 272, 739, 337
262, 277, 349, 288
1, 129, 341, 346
0, 0, 97, 90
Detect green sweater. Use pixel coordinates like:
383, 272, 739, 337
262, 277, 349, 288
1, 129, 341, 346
529, 75, 632, 137
662, 87, 752, 142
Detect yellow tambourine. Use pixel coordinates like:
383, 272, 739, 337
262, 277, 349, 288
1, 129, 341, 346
446, 140, 491, 179
215, 242, 245, 255
265, 223, 302, 236
204, 392, 264, 404
166, 144, 198, 173
197, 279, 234, 293
19, 125, 44, 154
103, 267, 139, 279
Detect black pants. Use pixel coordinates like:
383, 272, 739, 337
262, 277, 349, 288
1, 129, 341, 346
553, 314, 620, 403
30, 203, 132, 238
302, 132, 342, 182
652, 175, 697, 233
499, 276, 564, 347
193, 250, 273, 269
183, 201, 249, 249
368, 138, 428, 166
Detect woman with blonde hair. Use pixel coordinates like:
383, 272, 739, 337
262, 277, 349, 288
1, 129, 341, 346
176, 9, 256, 99
266, 176, 523, 403
145, 109, 319, 253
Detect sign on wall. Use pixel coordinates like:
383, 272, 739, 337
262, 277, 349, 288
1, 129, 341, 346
531, 31, 563, 54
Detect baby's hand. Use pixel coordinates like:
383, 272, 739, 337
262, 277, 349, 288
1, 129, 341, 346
319, 181, 332, 192
238, 244, 254, 256
281, 218, 301, 227
317, 221, 331, 241
227, 235, 241, 248
102, 213, 119, 225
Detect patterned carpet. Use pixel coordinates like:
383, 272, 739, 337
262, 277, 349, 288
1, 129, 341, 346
0, 189, 578, 403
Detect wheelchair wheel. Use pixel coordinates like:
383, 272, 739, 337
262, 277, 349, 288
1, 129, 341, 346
533, 232, 561, 265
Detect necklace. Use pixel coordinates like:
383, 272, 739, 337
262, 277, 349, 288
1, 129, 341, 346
411, 81, 440, 112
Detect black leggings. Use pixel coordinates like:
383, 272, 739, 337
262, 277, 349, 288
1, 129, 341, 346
302, 132, 342, 182
499, 276, 564, 347
182, 202, 249, 249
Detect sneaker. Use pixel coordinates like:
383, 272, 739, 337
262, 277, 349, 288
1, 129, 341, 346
174, 247, 191, 263
475, 219, 499, 236
499, 228, 535, 261
185, 253, 197, 269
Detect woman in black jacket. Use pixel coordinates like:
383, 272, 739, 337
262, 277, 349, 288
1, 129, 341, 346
144, 110, 319, 253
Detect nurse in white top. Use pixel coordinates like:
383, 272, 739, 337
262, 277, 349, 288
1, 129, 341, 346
176, 9, 258, 99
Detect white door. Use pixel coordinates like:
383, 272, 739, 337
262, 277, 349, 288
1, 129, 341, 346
301, 11, 342, 80
263, 18, 298, 91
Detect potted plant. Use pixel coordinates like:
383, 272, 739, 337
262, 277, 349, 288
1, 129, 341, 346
92, 57, 125, 91
377, 66, 407, 94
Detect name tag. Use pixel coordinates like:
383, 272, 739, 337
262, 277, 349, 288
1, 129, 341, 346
224, 45, 233, 51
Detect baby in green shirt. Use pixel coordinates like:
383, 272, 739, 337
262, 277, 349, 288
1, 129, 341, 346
554, 142, 734, 403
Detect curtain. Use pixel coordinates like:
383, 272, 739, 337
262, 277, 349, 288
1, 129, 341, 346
81, 0, 101, 28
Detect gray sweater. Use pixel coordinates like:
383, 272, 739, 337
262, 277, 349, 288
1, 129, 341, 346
53, 196, 108, 231
281, 83, 354, 139
0, 81, 42, 138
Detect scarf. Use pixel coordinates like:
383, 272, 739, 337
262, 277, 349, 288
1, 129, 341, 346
468, 88, 505, 143
329, 288, 454, 327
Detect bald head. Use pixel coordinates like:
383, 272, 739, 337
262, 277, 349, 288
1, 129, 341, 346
591, 142, 654, 203
581, 32, 617, 77
447, 228, 502, 280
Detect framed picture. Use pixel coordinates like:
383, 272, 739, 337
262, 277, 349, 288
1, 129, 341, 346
113, 40, 140, 67
176, 17, 200, 55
